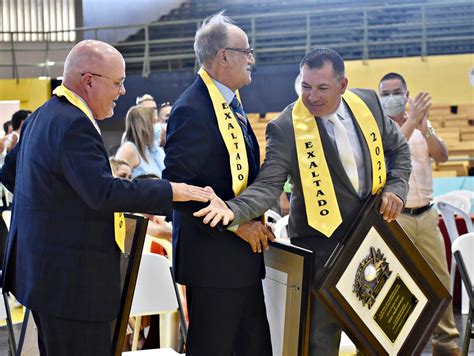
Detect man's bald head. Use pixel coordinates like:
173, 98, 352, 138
63, 40, 123, 82
62, 40, 126, 120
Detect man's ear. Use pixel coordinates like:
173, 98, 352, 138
216, 49, 227, 66
339, 77, 349, 94
81, 73, 93, 88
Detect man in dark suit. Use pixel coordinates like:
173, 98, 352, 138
195, 48, 412, 355
163, 12, 274, 356
1, 40, 212, 356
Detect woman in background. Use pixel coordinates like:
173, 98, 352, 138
115, 106, 165, 178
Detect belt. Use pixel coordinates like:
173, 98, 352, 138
402, 204, 432, 216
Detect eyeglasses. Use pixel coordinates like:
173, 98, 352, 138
225, 47, 254, 57
81, 72, 125, 90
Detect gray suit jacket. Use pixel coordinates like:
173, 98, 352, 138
227, 88, 411, 258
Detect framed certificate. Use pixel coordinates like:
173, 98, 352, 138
317, 196, 451, 355
112, 213, 149, 356
263, 239, 314, 356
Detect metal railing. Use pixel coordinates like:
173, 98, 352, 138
1, 0, 473, 79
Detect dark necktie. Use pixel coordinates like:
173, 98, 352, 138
230, 96, 253, 150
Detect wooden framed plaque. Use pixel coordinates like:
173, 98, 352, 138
263, 239, 314, 356
317, 195, 451, 355
112, 213, 149, 356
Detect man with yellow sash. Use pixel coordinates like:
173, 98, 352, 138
196, 48, 411, 355
0, 40, 212, 356
163, 12, 274, 356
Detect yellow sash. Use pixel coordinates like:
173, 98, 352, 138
293, 90, 386, 237
342, 90, 386, 194
53, 84, 127, 252
198, 68, 249, 196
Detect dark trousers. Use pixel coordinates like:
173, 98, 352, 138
186, 281, 272, 356
32, 310, 113, 356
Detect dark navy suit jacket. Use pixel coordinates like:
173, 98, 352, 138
163, 76, 263, 288
2, 95, 173, 322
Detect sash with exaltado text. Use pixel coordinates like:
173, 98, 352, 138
53, 84, 127, 252
198, 68, 249, 196
293, 89, 386, 237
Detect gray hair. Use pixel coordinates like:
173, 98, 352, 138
194, 11, 234, 67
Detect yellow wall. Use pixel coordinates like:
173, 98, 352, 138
345, 54, 474, 106
0, 79, 51, 111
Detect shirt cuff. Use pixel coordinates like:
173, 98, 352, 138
227, 224, 239, 232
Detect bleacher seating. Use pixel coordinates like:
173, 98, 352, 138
428, 104, 474, 177
117, 0, 474, 74
251, 104, 474, 173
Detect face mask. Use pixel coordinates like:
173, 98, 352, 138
380, 94, 407, 117
153, 123, 162, 141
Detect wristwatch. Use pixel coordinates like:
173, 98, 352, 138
424, 126, 435, 138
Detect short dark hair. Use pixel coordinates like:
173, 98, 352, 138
379, 72, 407, 90
11, 110, 31, 131
133, 173, 160, 180
300, 48, 345, 80
3, 120, 11, 135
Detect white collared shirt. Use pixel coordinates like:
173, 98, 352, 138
320, 99, 366, 196
213, 79, 235, 106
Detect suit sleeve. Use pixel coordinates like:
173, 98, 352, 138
59, 116, 173, 215
163, 105, 211, 183
0, 117, 31, 193
0, 142, 19, 193
375, 93, 412, 203
227, 120, 291, 224
163, 104, 222, 235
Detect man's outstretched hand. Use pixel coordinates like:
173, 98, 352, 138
170, 182, 214, 202
194, 193, 235, 227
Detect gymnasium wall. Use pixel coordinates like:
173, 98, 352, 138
345, 53, 474, 106
0, 78, 51, 113
1, 53, 472, 151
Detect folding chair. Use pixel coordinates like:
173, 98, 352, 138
451, 232, 474, 356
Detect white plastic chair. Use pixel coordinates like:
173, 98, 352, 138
436, 201, 473, 309
434, 193, 471, 215
126, 253, 186, 354
451, 233, 474, 347
436, 201, 473, 245
274, 215, 289, 239
2, 210, 11, 231
339, 331, 356, 354
264, 209, 282, 225
448, 189, 474, 202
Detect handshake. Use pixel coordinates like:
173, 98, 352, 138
171, 182, 275, 253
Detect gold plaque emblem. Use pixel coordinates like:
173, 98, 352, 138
353, 247, 391, 309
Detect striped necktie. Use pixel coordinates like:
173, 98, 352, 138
230, 96, 253, 150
